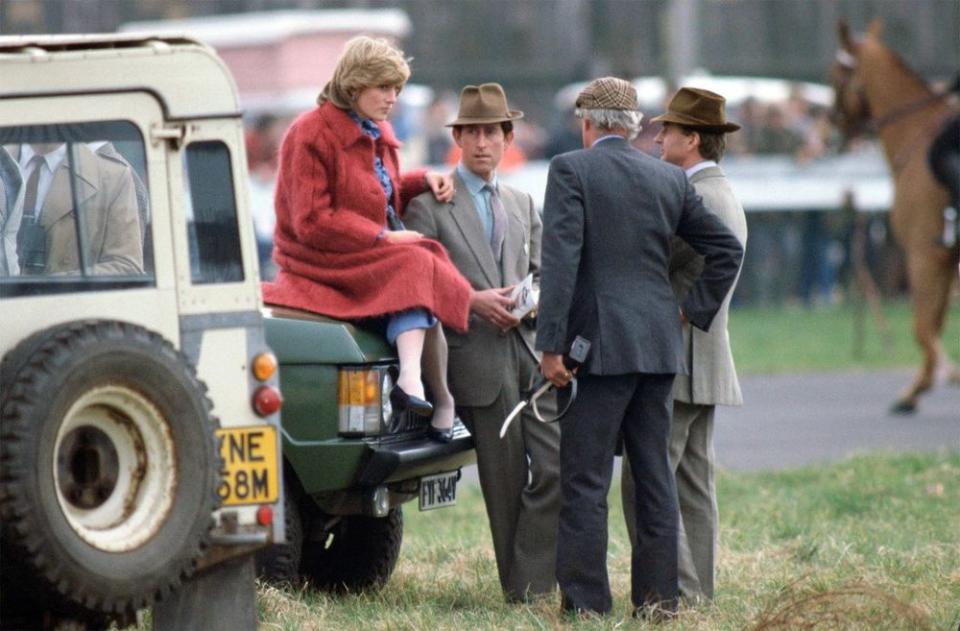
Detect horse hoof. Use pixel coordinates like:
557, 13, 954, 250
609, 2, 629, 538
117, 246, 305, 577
889, 400, 916, 415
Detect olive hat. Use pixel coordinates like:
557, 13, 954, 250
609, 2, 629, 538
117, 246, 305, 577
446, 83, 523, 126
650, 87, 741, 133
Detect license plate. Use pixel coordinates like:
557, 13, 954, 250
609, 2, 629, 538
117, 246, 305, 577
419, 470, 459, 511
215, 425, 279, 506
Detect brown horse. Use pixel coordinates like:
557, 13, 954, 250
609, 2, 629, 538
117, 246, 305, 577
831, 19, 960, 414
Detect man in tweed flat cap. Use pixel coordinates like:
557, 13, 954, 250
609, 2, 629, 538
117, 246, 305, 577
535, 77, 743, 618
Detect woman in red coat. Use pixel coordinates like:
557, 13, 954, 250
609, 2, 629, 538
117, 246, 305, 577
263, 36, 472, 442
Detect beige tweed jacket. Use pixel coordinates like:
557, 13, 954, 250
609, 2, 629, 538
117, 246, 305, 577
670, 165, 748, 406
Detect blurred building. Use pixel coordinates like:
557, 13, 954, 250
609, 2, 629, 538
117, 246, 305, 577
2, 0, 956, 123
120, 9, 410, 116
3, 0, 952, 304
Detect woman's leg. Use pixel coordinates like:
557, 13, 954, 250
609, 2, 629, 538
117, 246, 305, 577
422, 322, 455, 430
394, 327, 426, 400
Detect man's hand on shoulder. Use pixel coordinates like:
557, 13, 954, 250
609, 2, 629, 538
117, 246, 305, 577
470, 287, 520, 330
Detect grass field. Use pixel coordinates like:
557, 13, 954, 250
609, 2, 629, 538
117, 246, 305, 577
118, 300, 957, 630
728, 298, 960, 375
252, 451, 960, 631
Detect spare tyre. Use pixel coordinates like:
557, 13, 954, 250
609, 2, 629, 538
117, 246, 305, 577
0, 321, 219, 616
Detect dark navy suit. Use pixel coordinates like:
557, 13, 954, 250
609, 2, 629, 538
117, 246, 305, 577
535, 136, 743, 614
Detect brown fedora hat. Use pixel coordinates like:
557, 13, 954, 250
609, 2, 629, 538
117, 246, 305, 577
651, 87, 741, 133
446, 83, 524, 127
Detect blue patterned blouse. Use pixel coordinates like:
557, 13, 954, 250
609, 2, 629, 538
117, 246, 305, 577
349, 111, 404, 231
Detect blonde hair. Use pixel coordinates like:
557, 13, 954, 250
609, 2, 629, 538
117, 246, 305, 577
317, 36, 411, 109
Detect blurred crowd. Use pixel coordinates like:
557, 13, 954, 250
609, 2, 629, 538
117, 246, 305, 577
244, 82, 867, 305
243, 82, 842, 181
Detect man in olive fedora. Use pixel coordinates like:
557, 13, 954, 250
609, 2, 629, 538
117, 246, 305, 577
621, 86, 748, 602
536, 77, 742, 618
405, 83, 561, 602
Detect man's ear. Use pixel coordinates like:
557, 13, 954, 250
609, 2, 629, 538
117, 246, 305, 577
504, 130, 515, 146
452, 127, 463, 148
688, 130, 701, 151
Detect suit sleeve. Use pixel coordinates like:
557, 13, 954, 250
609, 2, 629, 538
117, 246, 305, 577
527, 192, 542, 289
535, 155, 584, 354
278, 128, 384, 253
668, 235, 703, 302
676, 178, 743, 331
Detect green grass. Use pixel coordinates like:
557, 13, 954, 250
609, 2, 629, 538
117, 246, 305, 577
728, 299, 960, 374
251, 451, 960, 630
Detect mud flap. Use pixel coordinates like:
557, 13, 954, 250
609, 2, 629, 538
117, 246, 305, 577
153, 554, 257, 631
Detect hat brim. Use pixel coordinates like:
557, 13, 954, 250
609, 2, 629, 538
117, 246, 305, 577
650, 111, 741, 133
445, 110, 524, 127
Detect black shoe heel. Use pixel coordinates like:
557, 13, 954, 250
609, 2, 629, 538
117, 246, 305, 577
426, 425, 454, 443
389, 386, 433, 417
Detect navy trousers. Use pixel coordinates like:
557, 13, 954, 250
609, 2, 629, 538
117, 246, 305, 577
556, 372, 678, 614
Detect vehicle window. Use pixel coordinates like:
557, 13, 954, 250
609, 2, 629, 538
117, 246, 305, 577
0, 121, 153, 297
183, 141, 244, 284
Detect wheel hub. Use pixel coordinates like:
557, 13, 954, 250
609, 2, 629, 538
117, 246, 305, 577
54, 385, 176, 552
57, 425, 120, 510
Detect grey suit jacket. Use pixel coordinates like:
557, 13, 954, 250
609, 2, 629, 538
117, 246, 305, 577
535, 137, 744, 376
405, 171, 541, 407
671, 165, 747, 406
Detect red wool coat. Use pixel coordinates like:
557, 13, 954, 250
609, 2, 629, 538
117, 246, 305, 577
262, 102, 472, 332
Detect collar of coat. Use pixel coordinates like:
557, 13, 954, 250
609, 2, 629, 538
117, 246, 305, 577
690, 164, 724, 183
9, 143, 101, 227
318, 101, 401, 150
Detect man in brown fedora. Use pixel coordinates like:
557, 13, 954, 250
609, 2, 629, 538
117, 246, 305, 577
621, 86, 748, 603
535, 77, 743, 618
405, 83, 561, 602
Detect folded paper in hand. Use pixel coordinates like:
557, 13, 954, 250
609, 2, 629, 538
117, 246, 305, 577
509, 273, 537, 319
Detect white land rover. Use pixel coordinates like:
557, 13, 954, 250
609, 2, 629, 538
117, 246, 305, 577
0, 34, 283, 629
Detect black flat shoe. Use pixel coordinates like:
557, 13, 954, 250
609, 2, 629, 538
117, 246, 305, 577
390, 385, 433, 417
426, 425, 454, 443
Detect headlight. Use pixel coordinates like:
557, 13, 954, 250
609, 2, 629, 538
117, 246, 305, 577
337, 367, 388, 436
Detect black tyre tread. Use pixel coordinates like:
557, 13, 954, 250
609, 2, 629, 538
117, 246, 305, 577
255, 474, 304, 583
301, 507, 403, 592
0, 320, 219, 616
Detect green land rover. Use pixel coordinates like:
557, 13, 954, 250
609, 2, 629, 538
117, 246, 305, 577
257, 307, 475, 591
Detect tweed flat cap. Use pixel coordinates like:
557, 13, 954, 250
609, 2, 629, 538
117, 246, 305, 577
575, 76, 639, 111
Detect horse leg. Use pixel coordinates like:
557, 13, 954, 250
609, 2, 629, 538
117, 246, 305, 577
891, 250, 957, 414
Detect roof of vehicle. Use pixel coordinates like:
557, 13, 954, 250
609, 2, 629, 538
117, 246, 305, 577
0, 34, 241, 119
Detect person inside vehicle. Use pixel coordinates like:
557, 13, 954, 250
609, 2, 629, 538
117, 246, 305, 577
261, 36, 472, 442
12, 141, 142, 276
0, 145, 24, 276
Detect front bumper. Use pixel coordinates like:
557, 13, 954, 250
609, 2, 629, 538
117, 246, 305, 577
355, 421, 475, 487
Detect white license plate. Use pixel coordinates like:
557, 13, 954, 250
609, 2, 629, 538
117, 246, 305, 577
419, 471, 459, 511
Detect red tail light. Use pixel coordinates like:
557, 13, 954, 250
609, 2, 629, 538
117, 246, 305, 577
252, 385, 282, 416
256, 505, 273, 526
